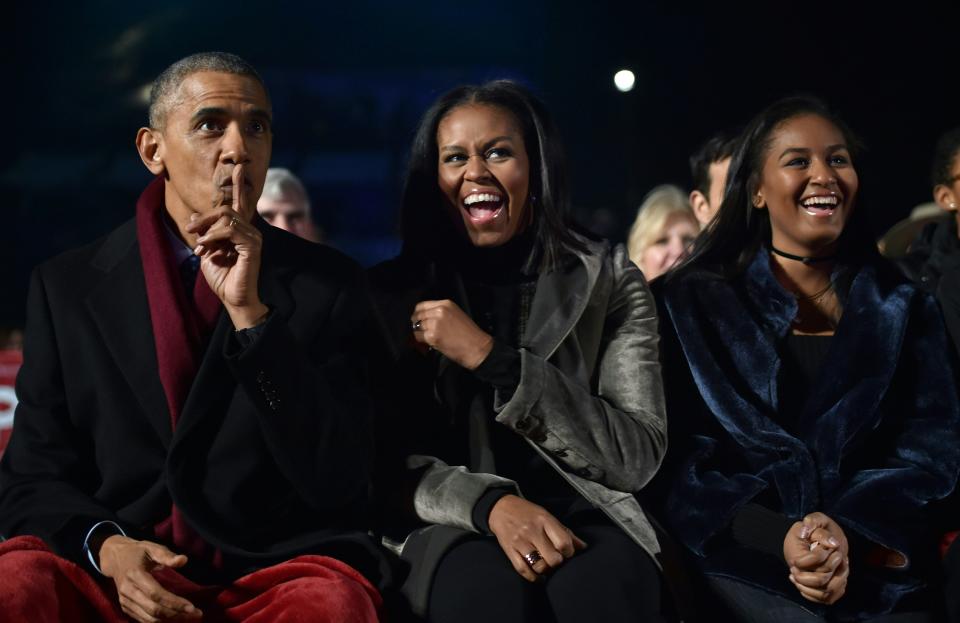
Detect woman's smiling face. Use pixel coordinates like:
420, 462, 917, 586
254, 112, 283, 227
436, 103, 531, 247
755, 113, 859, 256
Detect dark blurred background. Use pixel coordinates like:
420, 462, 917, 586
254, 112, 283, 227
2, 1, 957, 328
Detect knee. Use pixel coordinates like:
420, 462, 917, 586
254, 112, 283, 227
428, 539, 538, 621
546, 546, 662, 614
0, 550, 83, 617
265, 576, 380, 623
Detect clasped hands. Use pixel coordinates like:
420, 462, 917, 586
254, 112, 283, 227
782, 512, 850, 605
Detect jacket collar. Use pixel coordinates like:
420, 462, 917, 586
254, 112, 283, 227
85, 211, 296, 446
371, 231, 606, 364
523, 233, 603, 359
664, 248, 918, 514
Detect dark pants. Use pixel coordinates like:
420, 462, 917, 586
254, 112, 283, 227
427, 522, 664, 623
708, 576, 934, 623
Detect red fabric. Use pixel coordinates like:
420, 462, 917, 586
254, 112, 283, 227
135, 176, 223, 565
0, 349, 22, 460
0, 536, 382, 623
0, 536, 124, 623
942, 530, 959, 559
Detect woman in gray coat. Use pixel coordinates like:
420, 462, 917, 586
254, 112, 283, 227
368, 80, 667, 623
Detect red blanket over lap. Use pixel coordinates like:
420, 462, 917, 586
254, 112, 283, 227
0, 536, 382, 623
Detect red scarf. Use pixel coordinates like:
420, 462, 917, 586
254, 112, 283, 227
135, 176, 222, 565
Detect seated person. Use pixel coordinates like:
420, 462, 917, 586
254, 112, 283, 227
651, 96, 960, 621
900, 126, 960, 355
257, 167, 323, 242
367, 81, 668, 622
688, 131, 738, 230
627, 184, 699, 281
0, 52, 384, 623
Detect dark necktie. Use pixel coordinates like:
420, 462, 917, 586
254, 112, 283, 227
179, 254, 201, 300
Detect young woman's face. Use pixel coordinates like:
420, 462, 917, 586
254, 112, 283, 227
755, 114, 859, 256
436, 104, 531, 247
639, 213, 698, 281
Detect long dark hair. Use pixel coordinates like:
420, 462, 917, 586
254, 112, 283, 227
399, 80, 586, 269
669, 95, 876, 281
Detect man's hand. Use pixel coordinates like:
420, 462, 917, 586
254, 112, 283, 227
99, 536, 202, 622
410, 300, 494, 370
187, 163, 269, 329
783, 512, 850, 605
487, 494, 587, 582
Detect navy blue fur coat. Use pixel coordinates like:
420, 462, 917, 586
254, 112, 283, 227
652, 249, 960, 618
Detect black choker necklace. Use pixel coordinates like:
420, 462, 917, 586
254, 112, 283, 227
770, 246, 836, 265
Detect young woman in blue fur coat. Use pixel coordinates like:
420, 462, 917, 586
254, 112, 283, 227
651, 96, 960, 621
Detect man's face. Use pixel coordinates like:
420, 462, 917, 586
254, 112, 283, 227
706, 157, 731, 219
152, 71, 272, 223
257, 194, 318, 242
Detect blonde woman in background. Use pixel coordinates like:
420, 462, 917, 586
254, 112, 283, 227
627, 184, 699, 280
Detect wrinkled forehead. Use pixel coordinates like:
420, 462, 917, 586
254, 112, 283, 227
167, 71, 271, 118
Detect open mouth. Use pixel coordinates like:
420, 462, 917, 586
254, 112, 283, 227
800, 194, 840, 217
462, 192, 504, 225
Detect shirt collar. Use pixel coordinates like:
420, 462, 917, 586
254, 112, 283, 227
163, 217, 195, 266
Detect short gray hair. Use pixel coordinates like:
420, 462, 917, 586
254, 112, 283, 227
148, 51, 267, 129
261, 168, 309, 208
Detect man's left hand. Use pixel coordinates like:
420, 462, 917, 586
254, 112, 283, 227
187, 164, 269, 329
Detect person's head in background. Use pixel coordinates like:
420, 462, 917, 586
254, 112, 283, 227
257, 168, 322, 242
627, 184, 699, 281
931, 126, 960, 235
689, 132, 739, 230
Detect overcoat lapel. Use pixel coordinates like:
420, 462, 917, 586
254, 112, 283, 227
85, 220, 173, 445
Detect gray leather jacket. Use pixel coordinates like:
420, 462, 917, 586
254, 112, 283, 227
403, 234, 667, 563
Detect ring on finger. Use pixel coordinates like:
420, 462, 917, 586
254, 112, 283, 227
230, 216, 241, 227
522, 549, 543, 567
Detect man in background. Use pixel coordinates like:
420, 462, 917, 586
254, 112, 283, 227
688, 131, 738, 230
257, 167, 323, 242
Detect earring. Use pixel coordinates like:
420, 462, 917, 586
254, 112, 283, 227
950, 203, 958, 210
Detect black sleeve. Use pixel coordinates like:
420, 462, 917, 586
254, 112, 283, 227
221, 277, 374, 514
729, 503, 795, 559
472, 340, 521, 393
228, 314, 270, 350
471, 487, 514, 534
0, 267, 142, 573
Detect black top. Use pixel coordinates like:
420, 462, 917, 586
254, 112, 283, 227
777, 333, 834, 436
731, 333, 834, 558
445, 232, 587, 531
